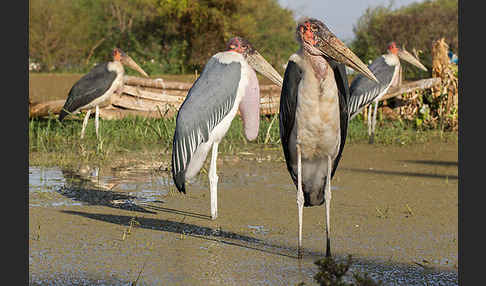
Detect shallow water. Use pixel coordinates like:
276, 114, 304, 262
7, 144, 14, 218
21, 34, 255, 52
29, 142, 458, 285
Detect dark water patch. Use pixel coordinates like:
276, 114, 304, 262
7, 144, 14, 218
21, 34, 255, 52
342, 167, 458, 180
401, 159, 458, 167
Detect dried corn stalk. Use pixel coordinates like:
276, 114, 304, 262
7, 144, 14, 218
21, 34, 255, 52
431, 38, 458, 131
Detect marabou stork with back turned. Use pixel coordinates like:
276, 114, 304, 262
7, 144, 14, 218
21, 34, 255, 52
279, 18, 378, 258
348, 42, 428, 143
59, 48, 149, 138
171, 37, 283, 220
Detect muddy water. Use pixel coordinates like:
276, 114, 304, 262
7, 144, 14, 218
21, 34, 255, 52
29, 142, 458, 285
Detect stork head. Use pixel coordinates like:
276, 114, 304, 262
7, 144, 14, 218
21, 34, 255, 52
386, 43, 428, 71
387, 42, 399, 55
296, 18, 378, 83
226, 37, 283, 87
112, 48, 149, 78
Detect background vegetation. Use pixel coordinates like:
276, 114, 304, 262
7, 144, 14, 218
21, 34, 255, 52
29, 0, 298, 75
349, 0, 458, 80
29, 0, 457, 77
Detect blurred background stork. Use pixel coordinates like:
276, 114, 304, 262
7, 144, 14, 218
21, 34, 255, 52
348, 42, 427, 143
59, 48, 148, 139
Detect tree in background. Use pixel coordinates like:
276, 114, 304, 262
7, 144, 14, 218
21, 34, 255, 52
29, 0, 297, 74
29, 0, 96, 71
350, 0, 458, 80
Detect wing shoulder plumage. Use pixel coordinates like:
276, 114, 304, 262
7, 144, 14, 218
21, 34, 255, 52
348, 56, 396, 118
60, 63, 117, 120
172, 56, 242, 192
279, 59, 302, 183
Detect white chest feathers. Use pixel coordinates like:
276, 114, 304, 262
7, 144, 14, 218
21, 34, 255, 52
291, 54, 341, 159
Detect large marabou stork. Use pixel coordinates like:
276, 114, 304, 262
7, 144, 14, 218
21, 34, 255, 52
171, 37, 283, 220
279, 18, 378, 258
59, 48, 148, 138
348, 42, 427, 143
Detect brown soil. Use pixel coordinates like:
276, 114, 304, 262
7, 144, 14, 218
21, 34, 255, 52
29, 141, 458, 285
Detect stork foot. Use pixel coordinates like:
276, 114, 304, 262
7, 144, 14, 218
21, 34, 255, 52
368, 134, 375, 144
297, 247, 303, 260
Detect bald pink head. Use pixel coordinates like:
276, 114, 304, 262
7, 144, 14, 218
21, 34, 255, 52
387, 42, 398, 55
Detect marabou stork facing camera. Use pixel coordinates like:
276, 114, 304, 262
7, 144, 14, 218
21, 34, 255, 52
279, 18, 378, 258
59, 48, 149, 139
348, 42, 428, 143
171, 37, 283, 220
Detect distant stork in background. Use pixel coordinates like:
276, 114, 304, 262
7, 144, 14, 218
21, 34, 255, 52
348, 42, 427, 143
171, 37, 283, 220
279, 18, 378, 258
59, 48, 149, 139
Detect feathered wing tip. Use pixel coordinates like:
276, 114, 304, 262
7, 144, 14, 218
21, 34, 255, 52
172, 170, 186, 194
171, 140, 186, 194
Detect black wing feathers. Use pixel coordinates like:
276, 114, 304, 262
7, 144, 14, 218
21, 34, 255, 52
279, 60, 302, 185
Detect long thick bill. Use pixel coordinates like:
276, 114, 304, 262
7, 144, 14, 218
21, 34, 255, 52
123, 56, 149, 78
397, 49, 428, 71
246, 51, 283, 87
317, 33, 379, 83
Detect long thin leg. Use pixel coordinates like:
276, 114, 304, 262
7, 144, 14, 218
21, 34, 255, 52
367, 103, 372, 139
296, 143, 304, 259
325, 155, 333, 257
209, 142, 219, 220
95, 105, 100, 139
370, 99, 378, 144
80, 109, 91, 139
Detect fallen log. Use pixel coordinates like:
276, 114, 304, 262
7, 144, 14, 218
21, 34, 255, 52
122, 85, 185, 103
123, 75, 283, 93
29, 99, 65, 118
110, 93, 180, 112
380, 77, 441, 101
30, 76, 440, 119
124, 76, 193, 90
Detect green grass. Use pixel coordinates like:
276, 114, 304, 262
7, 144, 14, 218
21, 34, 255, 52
29, 113, 457, 167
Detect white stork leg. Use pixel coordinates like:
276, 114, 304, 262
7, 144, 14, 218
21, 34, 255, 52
209, 142, 220, 220
296, 143, 304, 259
370, 99, 378, 144
80, 109, 92, 139
325, 155, 332, 257
367, 103, 372, 138
95, 105, 100, 139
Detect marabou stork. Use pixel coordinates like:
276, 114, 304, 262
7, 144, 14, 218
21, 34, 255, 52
59, 48, 149, 138
348, 42, 427, 143
171, 37, 283, 220
279, 18, 378, 258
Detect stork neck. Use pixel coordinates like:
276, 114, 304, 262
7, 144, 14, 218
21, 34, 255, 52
107, 60, 124, 74
383, 53, 400, 67
302, 50, 328, 81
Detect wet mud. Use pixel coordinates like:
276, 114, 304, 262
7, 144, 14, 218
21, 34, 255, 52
29, 141, 458, 285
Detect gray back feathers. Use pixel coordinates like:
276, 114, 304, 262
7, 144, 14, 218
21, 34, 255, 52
172, 56, 242, 192
348, 56, 396, 118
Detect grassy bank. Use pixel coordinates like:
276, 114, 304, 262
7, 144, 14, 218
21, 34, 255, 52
29, 114, 457, 167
